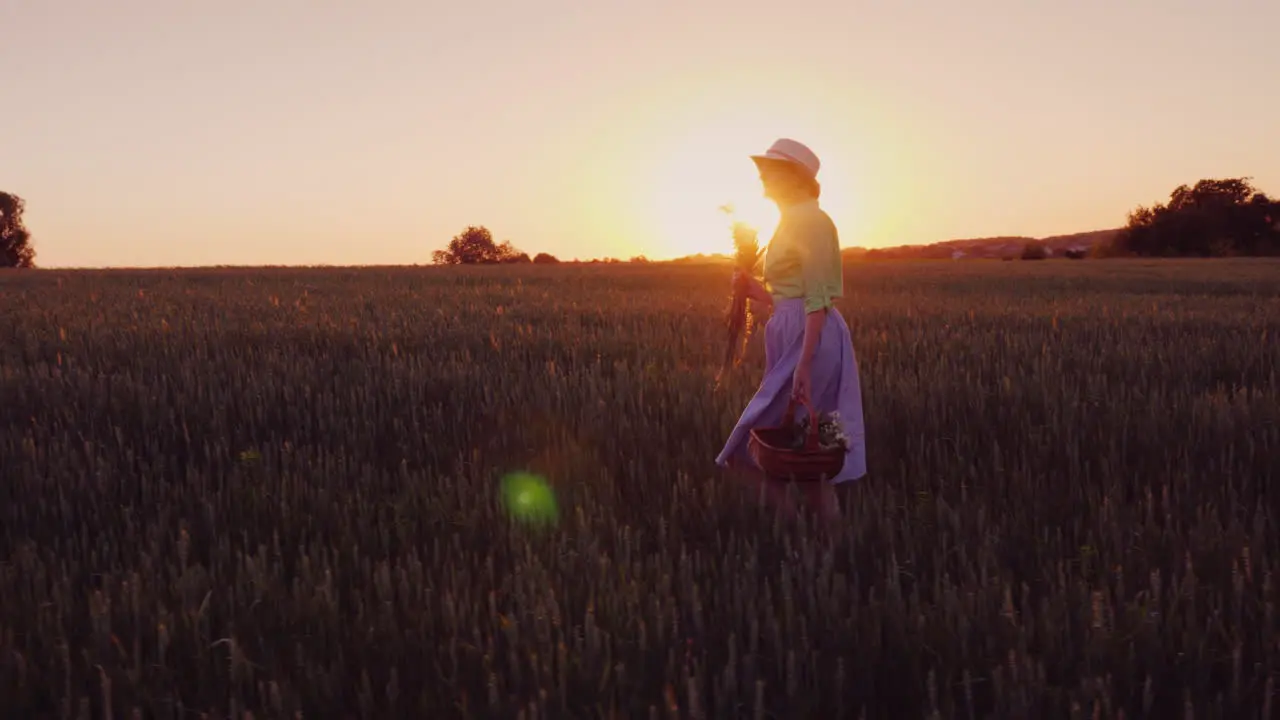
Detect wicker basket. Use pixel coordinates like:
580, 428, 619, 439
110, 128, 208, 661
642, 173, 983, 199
748, 398, 845, 482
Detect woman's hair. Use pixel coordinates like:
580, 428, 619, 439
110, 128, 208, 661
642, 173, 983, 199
761, 159, 822, 199
783, 162, 821, 199
800, 174, 821, 199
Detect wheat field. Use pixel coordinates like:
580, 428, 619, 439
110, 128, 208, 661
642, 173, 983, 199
1, 259, 1278, 718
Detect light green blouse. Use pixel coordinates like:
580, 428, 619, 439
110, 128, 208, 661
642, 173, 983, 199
762, 199, 843, 314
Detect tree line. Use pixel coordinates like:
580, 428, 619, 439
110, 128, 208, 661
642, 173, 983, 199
433, 177, 1280, 265
1100, 177, 1280, 257
2, 177, 1277, 269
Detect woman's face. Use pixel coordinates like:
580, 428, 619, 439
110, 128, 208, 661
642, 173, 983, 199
757, 160, 807, 202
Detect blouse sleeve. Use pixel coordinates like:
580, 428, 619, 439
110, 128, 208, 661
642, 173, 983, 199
798, 213, 843, 314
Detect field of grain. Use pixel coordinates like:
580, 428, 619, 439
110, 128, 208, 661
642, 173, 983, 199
1, 259, 1278, 718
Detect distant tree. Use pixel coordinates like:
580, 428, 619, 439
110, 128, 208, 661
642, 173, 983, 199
431, 225, 525, 265
1107, 178, 1280, 257
0, 191, 36, 268
629, 255, 649, 263
1020, 241, 1048, 260
503, 252, 531, 264
532, 252, 560, 265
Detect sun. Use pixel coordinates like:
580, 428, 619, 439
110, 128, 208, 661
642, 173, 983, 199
647, 134, 780, 260
602, 70, 871, 260
628, 93, 863, 261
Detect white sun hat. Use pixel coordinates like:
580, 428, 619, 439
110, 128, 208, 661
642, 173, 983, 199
750, 138, 820, 180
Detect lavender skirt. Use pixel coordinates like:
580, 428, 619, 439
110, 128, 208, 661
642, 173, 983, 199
715, 297, 868, 484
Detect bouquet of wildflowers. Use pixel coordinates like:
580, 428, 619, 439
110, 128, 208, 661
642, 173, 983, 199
715, 204, 766, 386
792, 410, 850, 451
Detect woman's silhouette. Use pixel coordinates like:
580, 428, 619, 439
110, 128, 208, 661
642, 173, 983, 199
715, 138, 868, 520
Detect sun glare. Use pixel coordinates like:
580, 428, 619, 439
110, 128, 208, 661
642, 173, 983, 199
647, 133, 780, 260
623, 81, 864, 261
656, 185, 778, 260
644, 130, 858, 260
653, 169, 778, 260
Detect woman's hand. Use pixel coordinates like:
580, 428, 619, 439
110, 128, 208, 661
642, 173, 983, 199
732, 270, 772, 305
791, 360, 812, 405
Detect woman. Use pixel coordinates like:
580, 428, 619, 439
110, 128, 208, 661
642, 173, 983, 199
715, 138, 868, 520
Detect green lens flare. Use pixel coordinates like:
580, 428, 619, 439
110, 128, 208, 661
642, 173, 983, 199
500, 472, 558, 526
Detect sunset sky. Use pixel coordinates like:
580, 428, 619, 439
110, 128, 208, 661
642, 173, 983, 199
3, 0, 1276, 267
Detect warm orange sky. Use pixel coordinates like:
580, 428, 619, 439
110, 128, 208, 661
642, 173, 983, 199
3, 1, 1276, 267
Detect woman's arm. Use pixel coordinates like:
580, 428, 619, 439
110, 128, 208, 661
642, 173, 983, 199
733, 270, 774, 308
792, 213, 842, 401
749, 276, 774, 309
798, 307, 827, 370
791, 306, 826, 403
